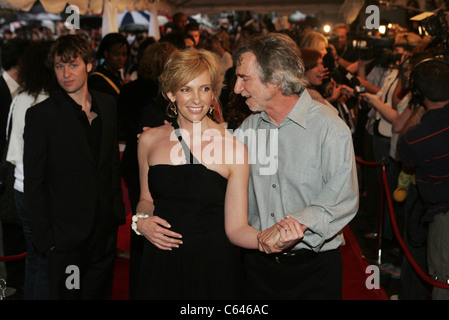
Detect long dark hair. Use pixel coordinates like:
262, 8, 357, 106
19, 40, 59, 98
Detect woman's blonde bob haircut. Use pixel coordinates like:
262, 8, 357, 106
159, 48, 223, 105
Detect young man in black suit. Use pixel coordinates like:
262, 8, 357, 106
23, 34, 125, 299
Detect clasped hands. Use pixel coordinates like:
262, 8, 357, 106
257, 216, 306, 254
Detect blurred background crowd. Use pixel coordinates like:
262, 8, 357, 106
1, 0, 449, 300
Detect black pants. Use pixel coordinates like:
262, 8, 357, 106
46, 229, 117, 300
243, 248, 342, 300
399, 184, 430, 300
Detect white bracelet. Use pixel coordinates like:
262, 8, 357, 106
131, 213, 149, 236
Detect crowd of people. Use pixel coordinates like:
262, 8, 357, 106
0, 8, 448, 301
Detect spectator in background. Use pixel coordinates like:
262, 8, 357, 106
127, 37, 156, 81
210, 33, 233, 77
362, 32, 423, 241
298, 30, 329, 58
185, 23, 201, 48
182, 33, 195, 49
89, 32, 130, 140
160, 32, 187, 50
300, 48, 356, 134
6, 40, 59, 299
89, 32, 130, 98
300, 47, 341, 108
165, 12, 188, 35
331, 23, 358, 69
0, 37, 29, 299
173, 12, 188, 33
397, 58, 449, 300
1, 38, 29, 158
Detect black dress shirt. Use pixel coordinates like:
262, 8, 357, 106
63, 90, 102, 165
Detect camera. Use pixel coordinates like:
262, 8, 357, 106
319, 65, 363, 99
354, 85, 366, 96
351, 35, 394, 62
412, 9, 449, 43
411, 9, 449, 61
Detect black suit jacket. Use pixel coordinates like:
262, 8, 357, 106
23, 90, 125, 253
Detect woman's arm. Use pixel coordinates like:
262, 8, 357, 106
224, 138, 303, 253
358, 76, 380, 94
224, 141, 260, 249
135, 130, 183, 250
361, 92, 398, 123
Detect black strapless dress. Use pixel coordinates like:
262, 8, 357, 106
136, 122, 243, 299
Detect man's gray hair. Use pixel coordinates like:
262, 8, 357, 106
234, 33, 309, 95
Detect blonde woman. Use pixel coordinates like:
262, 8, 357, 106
134, 49, 301, 299
299, 30, 329, 57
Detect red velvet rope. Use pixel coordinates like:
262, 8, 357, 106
355, 156, 382, 167
0, 251, 27, 262
381, 167, 449, 290
356, 156, 449, 290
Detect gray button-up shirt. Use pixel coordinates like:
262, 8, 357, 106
234, 90, 359, 252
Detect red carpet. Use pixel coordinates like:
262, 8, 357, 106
111, 176, 132, 300
341, 227, 389, 300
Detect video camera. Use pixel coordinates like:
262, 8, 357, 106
398, 7, 449, 108
412, 9, 449, 44
352, 33, 406, 68
411, 9, 449, 61
352, 35, 394, 61
321, 46, 365, 96
319, 61, 366, 99
328, 31, 398, 67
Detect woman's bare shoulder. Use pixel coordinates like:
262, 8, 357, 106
139, 123, 173, 146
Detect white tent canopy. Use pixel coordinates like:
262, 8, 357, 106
0, 1, 170, 37
0, 0, 343, 16
0, 0, 350, 37
0, 0, 173, 15
170, 0, 343, 16
2, 0, 419, 36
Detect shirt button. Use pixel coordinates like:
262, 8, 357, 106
272, 184, 276, 188
270, 213, 275, 218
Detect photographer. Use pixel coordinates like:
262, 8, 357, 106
397, 58, 449, 300
351, 32, 422, 245
300, 48, 358, 133
330, 23, 359, 70
362, 32, 423, 163
358, 31, 422, 93
301, 48, 341, 106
